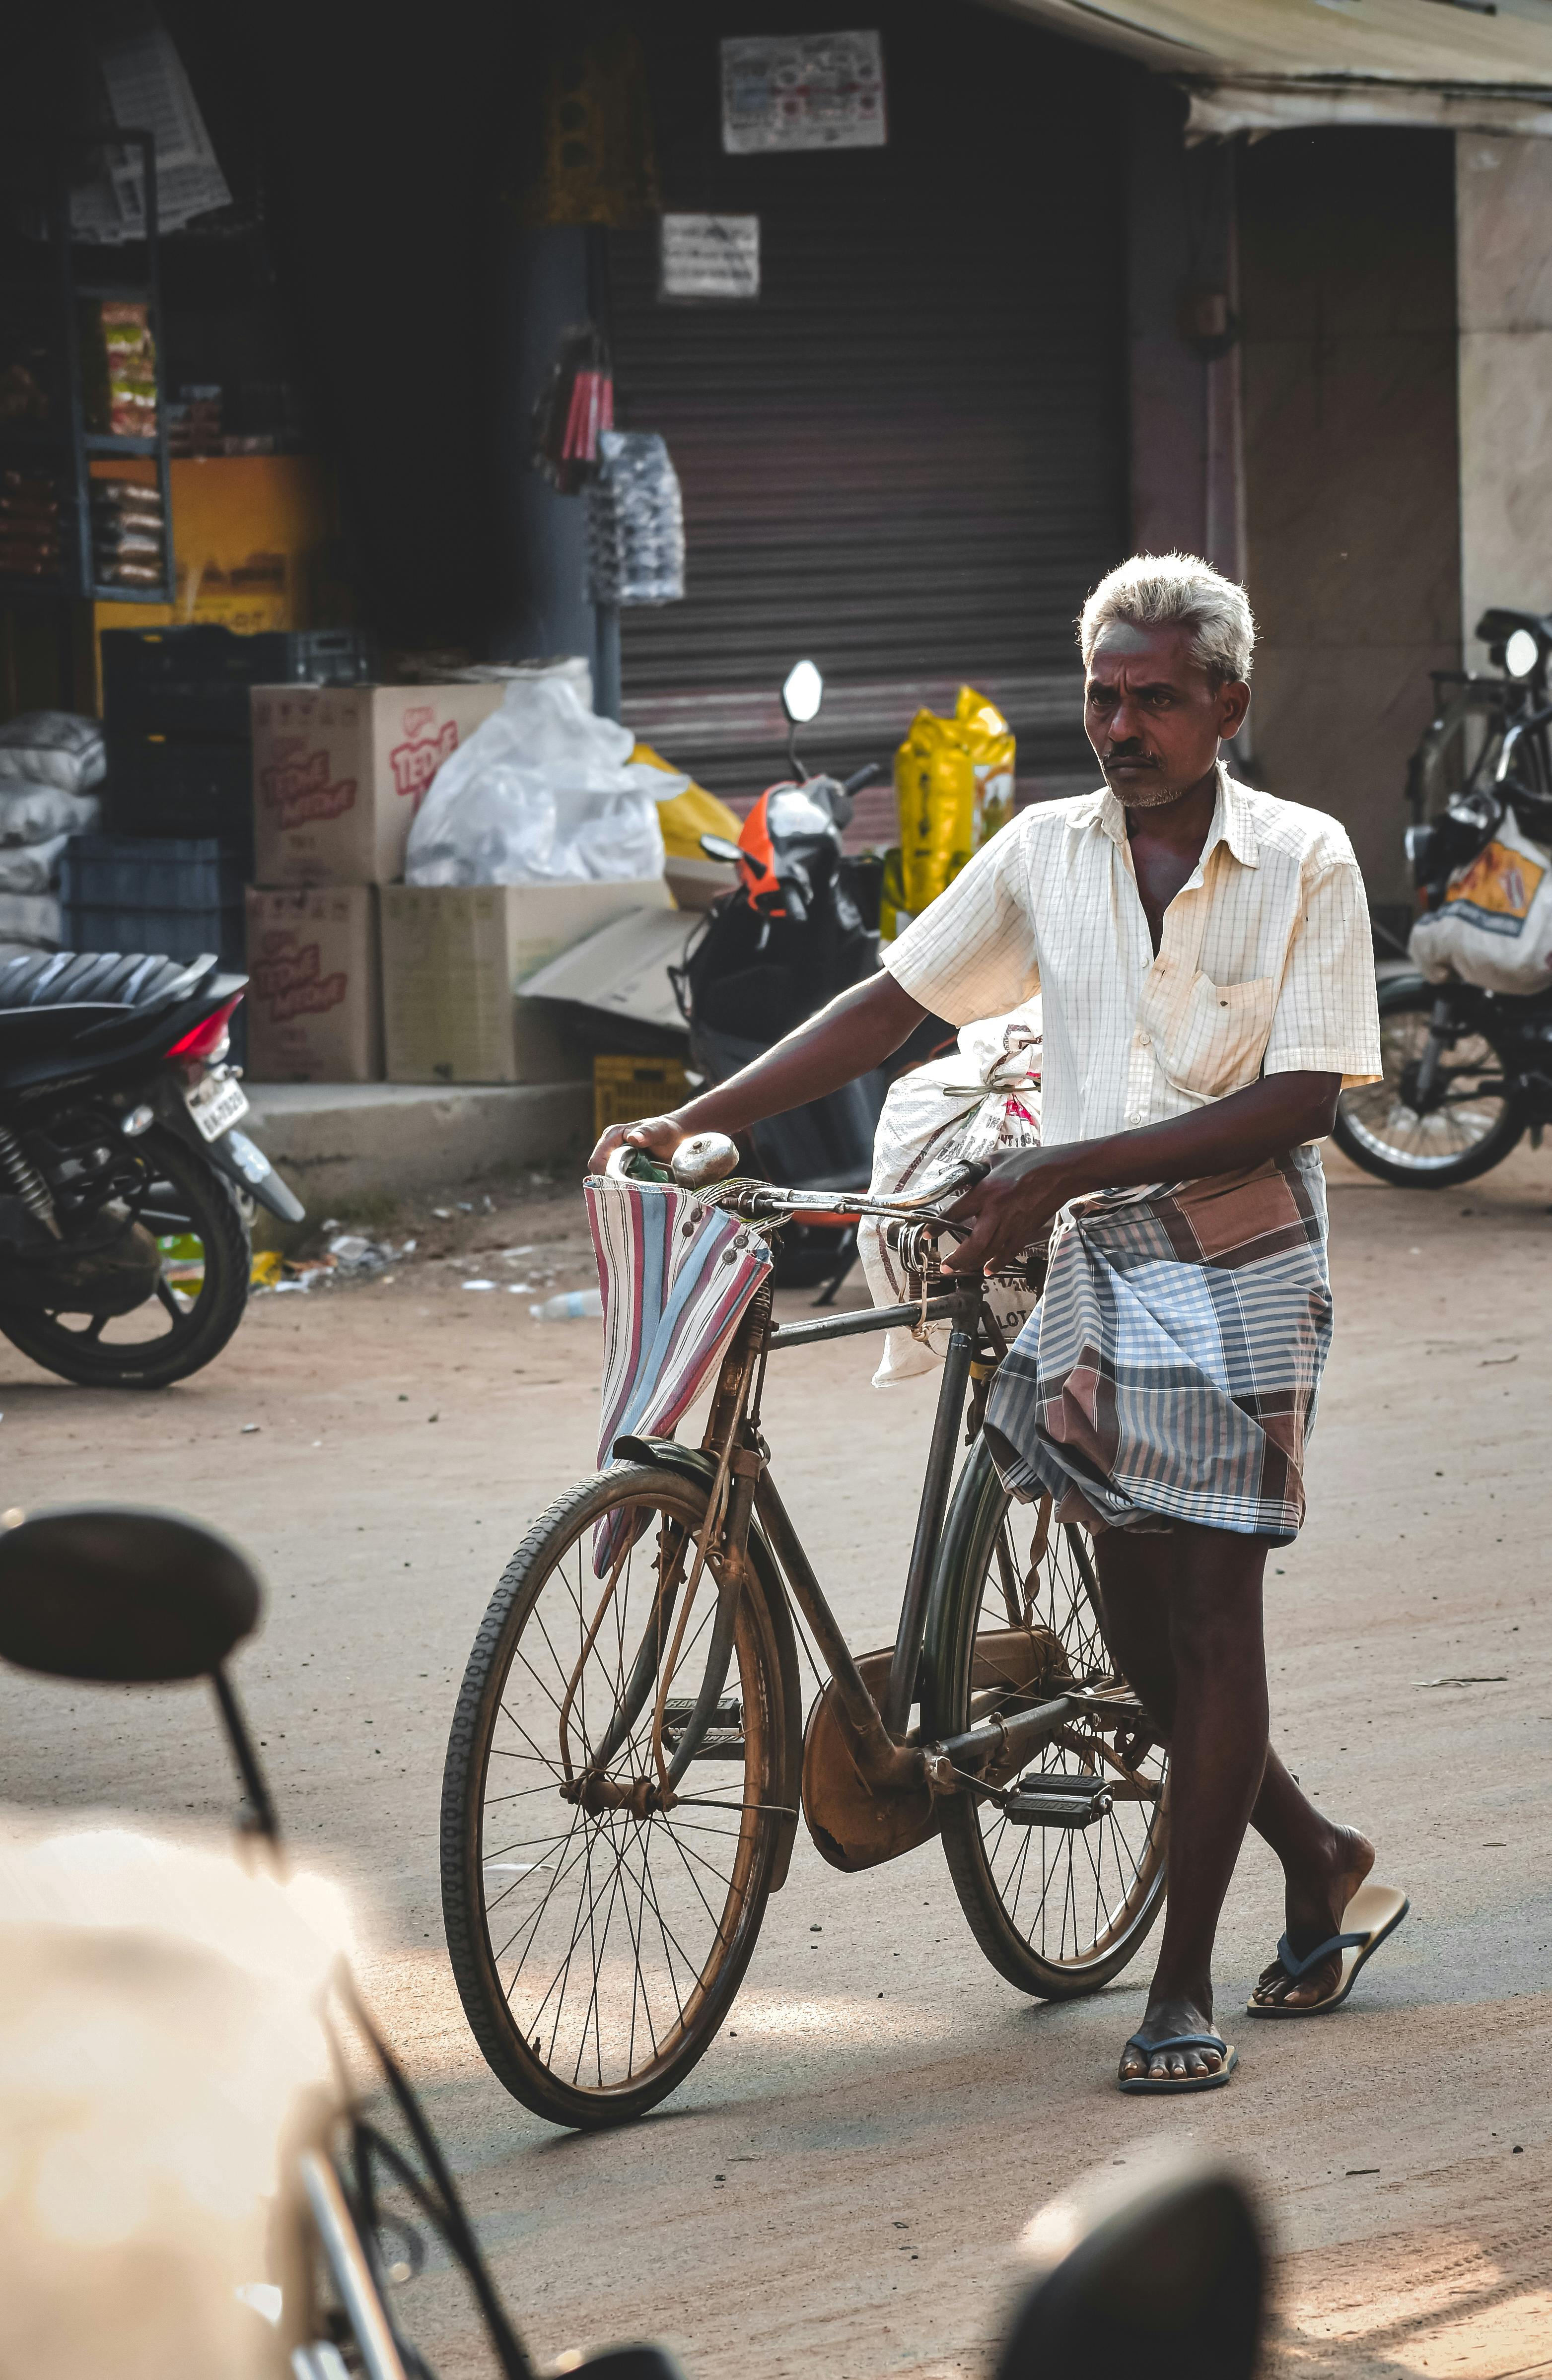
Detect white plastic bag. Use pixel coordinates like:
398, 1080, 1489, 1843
859, 1004, 1042, 1386
404, 675, 689, 887
0, 713, 105, 794
1410, 808, 1552, 996
0, 832, 69, 894
0, 893, 61, 950
0, 786, 99, 847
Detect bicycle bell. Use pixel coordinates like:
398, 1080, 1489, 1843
671, 1132, 741, 1188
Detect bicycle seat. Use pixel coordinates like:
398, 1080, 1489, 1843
1476, 606, 1552, 650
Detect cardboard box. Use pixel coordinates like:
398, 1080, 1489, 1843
245, 884, 382, 1082
380, 880, 672, 1085
250, 682, 505, 886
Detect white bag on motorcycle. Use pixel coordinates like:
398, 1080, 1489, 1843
859, 1004, 1042, 1387
1410, 808, 1552, 996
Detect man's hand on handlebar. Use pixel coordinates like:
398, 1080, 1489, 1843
940, 1146, 1081, 1276
587, 1112, 688, 1177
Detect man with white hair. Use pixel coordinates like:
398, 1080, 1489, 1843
591, 552, 1407, 2094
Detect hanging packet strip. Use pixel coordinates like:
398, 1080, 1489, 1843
586, 1174, 773, 1573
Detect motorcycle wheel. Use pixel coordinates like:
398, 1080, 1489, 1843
0, 1125, 251, 1390
1332, 975, 1525, 1188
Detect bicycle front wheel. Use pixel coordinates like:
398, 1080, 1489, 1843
924, 1443, 1168, 1998
440, 1463, 787, 2129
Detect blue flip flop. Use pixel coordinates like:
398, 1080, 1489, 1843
1118, 2030, 1238, 2094
1247, 1882, 1410, 2017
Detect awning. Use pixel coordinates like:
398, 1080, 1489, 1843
996, 0, 1552, 135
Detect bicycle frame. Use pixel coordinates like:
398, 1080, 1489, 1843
618, 1254, 1142, 1825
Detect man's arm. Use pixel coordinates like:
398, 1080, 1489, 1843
586, 969, 928, 1174
941, 1071, 1340, 1275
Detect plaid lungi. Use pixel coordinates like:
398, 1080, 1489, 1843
983, 1147, 1331, 1544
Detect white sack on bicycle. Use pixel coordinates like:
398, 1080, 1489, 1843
1410, 807, 1552, 996
860, 1004, 1042, 1386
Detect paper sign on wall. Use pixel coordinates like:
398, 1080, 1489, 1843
720, 32, 886, 155
659, 214, 761, 301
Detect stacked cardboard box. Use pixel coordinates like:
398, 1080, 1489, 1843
245, 681, 669, 1085
245, 681, 502, 1082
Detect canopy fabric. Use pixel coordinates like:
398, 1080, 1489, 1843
997, 0, 1552, 132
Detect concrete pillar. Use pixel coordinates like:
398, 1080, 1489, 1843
1457, 135, 1552, 667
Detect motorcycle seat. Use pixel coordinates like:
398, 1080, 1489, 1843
0, 950, 218, 1014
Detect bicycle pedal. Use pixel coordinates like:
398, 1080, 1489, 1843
662, 1699, 745, 1760
662, 1698, 740, 1729
1003, 1771, 1114, 1828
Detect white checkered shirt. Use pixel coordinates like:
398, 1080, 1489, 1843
883, 763, 1382, 1152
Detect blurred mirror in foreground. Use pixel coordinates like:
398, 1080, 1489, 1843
781, 658, 824, 724
997, 2147, 1265, 2380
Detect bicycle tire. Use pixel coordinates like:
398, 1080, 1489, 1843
441, 1463, 787, 2130
1332, 976, 1524, 1188
0, 1125, 251, 1390
923, 1441, 1168, 1999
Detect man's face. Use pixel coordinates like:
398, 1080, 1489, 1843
1083, 621, 1250, 810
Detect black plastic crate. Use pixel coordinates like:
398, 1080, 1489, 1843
102, 624, 375, 738
60, 835, 246, 971
104, 732, 253, 865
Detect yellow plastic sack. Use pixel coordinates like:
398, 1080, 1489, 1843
630, 741, 742, 862
894, 687, 1015, 916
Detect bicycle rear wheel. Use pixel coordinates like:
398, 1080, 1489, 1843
440, 1463, 787, 2129
924, 1442, 1168, 1998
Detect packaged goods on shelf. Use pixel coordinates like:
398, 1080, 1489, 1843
0, 469, 64, 580
90, 473, 166, 590
82, 300, 158, 439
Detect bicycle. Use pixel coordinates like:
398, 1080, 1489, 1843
440, 1135, 1169, 2130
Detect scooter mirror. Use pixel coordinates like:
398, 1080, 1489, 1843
781, 659, 824, 725
671, 1132, 741, 1188
1505, 627, 1540, 680
0, 1506, 261, 1684
699, 833, 743, 864
995, 2152, 1263, 2380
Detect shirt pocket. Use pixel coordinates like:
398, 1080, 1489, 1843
1157, 971, 1276, 1100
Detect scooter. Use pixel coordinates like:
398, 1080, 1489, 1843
679, 659, 944, 1294
0, 947, 303, 1389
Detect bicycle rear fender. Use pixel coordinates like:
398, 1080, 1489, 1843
612, 1433, 804, 1892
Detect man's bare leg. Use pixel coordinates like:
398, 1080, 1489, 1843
1096, 1525, 1374, 2081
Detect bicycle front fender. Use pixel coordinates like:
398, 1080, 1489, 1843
611, 1433, 805, 1892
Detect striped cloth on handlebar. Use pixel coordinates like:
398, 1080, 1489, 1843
585, 1175, 774, 1574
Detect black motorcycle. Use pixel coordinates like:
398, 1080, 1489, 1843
0, 947, 302, 1388
1335, 606, 1552, 1188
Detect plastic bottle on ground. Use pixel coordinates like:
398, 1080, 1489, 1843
530, 1288, 604, 1322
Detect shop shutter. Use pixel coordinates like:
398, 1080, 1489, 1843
607, 1, 1128, 823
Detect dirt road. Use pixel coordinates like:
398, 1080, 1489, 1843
2, 1144, 1549, 2379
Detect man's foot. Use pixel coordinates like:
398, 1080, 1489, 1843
1118, 1994, 1225, 2086
1251, 1823, 1375, 2009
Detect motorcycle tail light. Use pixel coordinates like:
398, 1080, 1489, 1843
165, 993, 242, 1063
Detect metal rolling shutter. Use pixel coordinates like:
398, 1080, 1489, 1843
607, 1, 1128, 820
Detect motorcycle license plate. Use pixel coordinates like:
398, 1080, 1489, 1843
186, 1072, 249, 1143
